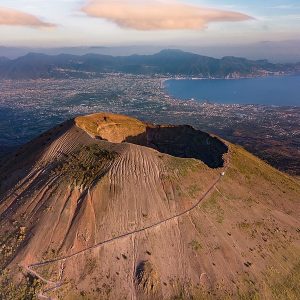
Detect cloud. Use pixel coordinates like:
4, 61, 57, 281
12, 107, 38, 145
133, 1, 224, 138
0, 6, 55, 27
82, 0, 253, 31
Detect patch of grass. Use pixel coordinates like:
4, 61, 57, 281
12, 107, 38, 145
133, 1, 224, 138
189, 215, 202, 234
42, 248, 58, 261
63, 291, 96, 300
187, 184, 201, 198
36, 249, 63, 281
230, 146, 300, 195
237, 289, 260, 300
188, 240, 202, 252
0, 226, 27, 269
86, 257, 97, 275
236, 221, 264, 238
169, 281, 192, 300
266, 261, 300, 299
175, 185, 183, 198
237, 222, 251, 230
169, 256, 300, 299
52, 144, 117, 188
78, 257, 98, 281
166, 156, 202, 177
0, 269, 42, 300
201, 191, 224, 223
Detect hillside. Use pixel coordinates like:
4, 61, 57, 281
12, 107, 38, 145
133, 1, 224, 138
0, 49, 298, 79
0, 113, 299, 300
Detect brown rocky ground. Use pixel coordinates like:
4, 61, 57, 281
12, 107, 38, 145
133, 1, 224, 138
0, 113, 299, 300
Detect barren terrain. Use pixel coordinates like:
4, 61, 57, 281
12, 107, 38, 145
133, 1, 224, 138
0, 113, 299, 300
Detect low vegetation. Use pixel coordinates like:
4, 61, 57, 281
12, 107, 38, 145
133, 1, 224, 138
166, 156, 202, 177
52, 144, 117, 188
267, 261, 300, 300
187, 184, 201, 198
0, 270, 42, 300
188, 240, 202, 252
0, 226, 27, 270
229, 145, 300, 194
201, 191, 224, 224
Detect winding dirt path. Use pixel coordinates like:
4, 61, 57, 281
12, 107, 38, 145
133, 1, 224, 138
24, 169, 227, 299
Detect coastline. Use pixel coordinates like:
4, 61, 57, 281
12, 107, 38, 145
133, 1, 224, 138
162, 72, 294, 83
162, 75, 300, 107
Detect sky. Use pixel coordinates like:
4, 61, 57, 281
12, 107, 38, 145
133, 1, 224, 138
0, 0, 300, 47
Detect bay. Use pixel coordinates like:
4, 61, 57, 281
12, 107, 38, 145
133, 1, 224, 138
164, 76, 300, 106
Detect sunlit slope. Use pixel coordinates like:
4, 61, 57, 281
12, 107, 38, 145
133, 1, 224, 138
75, 112, 148, 143
184, 145, 300, 299
0, 113, 299, 300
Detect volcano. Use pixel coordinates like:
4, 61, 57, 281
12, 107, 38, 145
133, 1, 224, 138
0, 113, 299, 300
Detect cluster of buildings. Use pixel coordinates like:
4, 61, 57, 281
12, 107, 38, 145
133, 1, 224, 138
0, 74, 299, 174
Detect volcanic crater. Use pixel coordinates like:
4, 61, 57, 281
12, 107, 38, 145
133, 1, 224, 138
75, 112, 228, 168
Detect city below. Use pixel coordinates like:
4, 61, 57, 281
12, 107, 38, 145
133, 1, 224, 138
1, 73, 299, 175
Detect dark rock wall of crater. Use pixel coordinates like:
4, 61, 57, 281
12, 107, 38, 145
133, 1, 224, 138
126, 125, 228, 168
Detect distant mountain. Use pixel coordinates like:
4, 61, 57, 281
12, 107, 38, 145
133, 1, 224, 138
2, 41, 300, 62
0, 49, 298, 79
0, 56, 9, 63
0, 113, 299, 299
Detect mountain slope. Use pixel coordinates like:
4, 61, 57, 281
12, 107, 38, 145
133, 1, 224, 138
0, 113, 299, 300
0, 49, 297, 79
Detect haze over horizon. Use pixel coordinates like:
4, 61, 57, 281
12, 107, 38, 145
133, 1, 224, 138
2, 40, 300, 63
